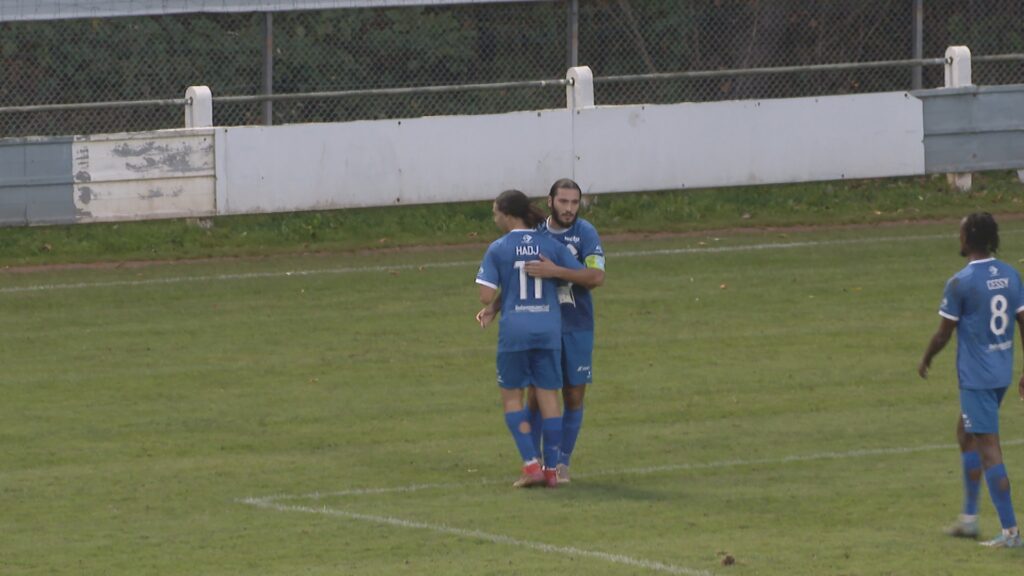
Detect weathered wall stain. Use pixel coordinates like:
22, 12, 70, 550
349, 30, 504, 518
112, 141, 170, 157
137, 187, 184, 199
113, 140, 213, 174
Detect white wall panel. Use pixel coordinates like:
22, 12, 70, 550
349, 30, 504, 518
574, 92, 925, 193
72, 129, 215, 222
219, 110, 572, 214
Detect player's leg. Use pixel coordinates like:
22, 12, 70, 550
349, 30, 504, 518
557, 331, 594, 483
977, 433, 1020, 547
497, 351, 543, 487
532, 348, 564, 487
557, 384, 585, 483
969, 387, 1020, 548
947, 413, 982, 538
525, 386, 543, 462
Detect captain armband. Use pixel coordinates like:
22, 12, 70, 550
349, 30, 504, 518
585, 254, 606, 271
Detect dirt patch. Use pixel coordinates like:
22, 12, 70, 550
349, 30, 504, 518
3, 214, 1022, 275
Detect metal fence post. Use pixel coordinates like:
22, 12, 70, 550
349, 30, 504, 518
944, 46, 972, 192
912, 0, 923, 90
567, 0, 579, 69
185, 86, 213, 128
262, 12, 274, 126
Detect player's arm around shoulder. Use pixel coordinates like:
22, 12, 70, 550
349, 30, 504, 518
579, 219, 606, 289
523, 236, 604, 289
523, 241, 596, 287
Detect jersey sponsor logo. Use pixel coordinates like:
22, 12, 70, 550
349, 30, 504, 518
563, 235, 581, 244
521, 234, 533, 243
987, 278, 1009, 290
514, 304, 550, 313
988, 340, 1013, 352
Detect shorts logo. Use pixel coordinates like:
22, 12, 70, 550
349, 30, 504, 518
962, 412, 972, 431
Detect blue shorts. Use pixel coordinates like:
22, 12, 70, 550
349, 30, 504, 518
960, 387, 1008, 434
496, 349, 563, 391
561, 331, 594, 387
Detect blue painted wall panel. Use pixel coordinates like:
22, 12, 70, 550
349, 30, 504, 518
0, 137, 74, 225
918, 85, 1024, 173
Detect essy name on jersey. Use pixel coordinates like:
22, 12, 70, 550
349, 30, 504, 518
987, 278, 1009, 290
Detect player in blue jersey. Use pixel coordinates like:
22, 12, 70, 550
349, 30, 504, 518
524, 178, 605, 484
475, 189, 585, 488
919, 213, 1024, 548
477, 179, 606, 484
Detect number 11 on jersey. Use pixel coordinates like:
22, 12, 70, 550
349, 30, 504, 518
514, 260, 542, 300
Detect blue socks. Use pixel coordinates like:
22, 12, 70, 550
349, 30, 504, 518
542, 417, 562, 469
985, 463, 1018, 530
559, 407, 584, 466
962, 451, 982, 515
504, 410, 537, 463
529, 408, 543, 458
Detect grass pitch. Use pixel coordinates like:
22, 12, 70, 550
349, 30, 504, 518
2, 221, 1024, 574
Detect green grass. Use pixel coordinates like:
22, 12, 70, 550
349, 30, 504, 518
1, 171, 1023, 267
3, 219, 1024, 574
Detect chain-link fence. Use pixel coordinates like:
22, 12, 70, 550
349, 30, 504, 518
2, 0, 1023, 138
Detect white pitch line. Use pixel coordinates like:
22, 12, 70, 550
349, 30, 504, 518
240, 497, 713, 576
251, 437, 1024, 502
0, 231, 961, 294
0, 260, 473, 294
240, 438, 1024, 575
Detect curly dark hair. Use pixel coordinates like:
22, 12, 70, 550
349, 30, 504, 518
962, 212, 999, 255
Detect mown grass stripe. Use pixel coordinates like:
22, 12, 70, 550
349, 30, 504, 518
0, 231, 965, 294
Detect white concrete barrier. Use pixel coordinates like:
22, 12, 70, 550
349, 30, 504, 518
215, 110, 572, 214
574, 92, 925, 193
72, 129, 216, 222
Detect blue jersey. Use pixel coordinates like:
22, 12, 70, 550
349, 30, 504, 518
939, 258, 1024, 390
476, 229, 584, 352
538, 217, 605, 333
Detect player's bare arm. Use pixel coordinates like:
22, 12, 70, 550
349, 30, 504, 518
919, 317, 957, 378
477, 286, 498, 328
477, 294, 502, 328
1017, 310, 1024, 400
524, 254, 605, 289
